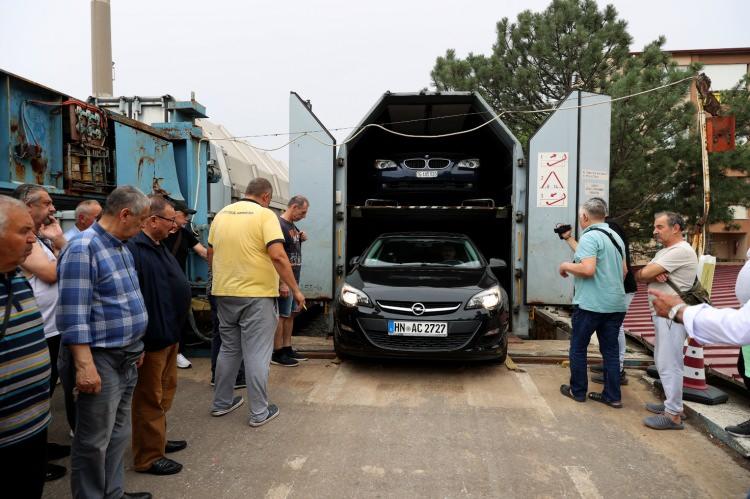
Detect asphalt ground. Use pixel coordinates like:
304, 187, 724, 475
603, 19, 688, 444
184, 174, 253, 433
43, 358, 750, 498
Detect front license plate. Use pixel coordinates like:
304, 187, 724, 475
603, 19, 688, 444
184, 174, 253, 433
416, 170, 438, 178
388, 321, 447, 337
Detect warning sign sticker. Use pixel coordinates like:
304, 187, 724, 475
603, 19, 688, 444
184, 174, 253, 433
537, 152, 569, 208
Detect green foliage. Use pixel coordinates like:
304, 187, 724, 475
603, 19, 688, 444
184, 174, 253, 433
431, 0, 750, 244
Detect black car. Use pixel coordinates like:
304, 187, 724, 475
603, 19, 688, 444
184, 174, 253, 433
334, 232, 509, 361
373, 153, 480, 196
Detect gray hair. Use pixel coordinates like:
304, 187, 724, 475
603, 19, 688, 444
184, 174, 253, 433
148, 195, 171, 216
655, 211, 685, 231
588, 197, 609, 216
75, 199, 101, 218
103, 186, 149, 216
13, 184, 47, 205
288, 195, 309, 208
0, 195, 28, 233
581, 197, 608, 220
245, 178, 273, 197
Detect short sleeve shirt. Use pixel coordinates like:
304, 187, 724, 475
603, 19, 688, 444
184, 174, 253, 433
572, 223, 626, 313
647, 240, 698, 309
278, 216, 302, 283
208, 200, 284, 297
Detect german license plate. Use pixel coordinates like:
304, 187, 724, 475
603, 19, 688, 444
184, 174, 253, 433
388, 321, 447, 337
416, 170, 438, 178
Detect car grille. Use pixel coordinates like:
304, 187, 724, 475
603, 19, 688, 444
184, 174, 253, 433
428, 159, 450, 169
357, 318, 480, 352
404, 159, 426, 169
376, 300, 462, 316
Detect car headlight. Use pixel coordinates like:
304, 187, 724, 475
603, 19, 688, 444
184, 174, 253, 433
457, 158, 480, 169
466, 285, 501, 310
374, 159, 397, 170
340, 283, 373, 308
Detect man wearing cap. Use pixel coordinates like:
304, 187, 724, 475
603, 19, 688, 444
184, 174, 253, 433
164, 199, 207, 369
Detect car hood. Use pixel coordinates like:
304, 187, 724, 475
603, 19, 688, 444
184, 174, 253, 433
347, 266, 497, 302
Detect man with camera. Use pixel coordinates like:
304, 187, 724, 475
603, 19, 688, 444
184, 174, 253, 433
635, 212, 698, 430
557, 198, 627, 408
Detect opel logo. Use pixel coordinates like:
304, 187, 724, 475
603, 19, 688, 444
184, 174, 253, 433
411, 303, 425, 316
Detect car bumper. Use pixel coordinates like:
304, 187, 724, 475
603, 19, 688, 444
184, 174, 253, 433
334, 302, 508, 361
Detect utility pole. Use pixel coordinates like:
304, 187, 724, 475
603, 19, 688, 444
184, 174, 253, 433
91, 0, 113, 97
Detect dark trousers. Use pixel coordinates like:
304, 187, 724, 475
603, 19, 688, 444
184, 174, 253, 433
739, 349, 750, 392
210, 294, 244, 381
48, 335, 76, 432
570, 307, 626, 402
0, 428, 47, 499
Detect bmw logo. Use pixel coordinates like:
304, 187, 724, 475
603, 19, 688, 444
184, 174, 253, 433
411, 303, 425, 316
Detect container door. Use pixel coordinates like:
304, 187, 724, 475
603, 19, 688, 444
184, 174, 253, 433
525, 91, 611, 305
289, 92, 336, 300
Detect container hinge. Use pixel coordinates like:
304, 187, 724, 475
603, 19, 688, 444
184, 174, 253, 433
336, 264, 344, 276
514, 268, 524, 279
517, 158, 525, 168
515, 211, 524, 223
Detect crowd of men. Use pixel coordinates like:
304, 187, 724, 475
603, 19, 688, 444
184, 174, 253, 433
0, 177, 309, 498
557, 196, 750, 434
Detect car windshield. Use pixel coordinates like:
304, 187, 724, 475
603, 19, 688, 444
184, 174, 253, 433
362, 238, 482, 268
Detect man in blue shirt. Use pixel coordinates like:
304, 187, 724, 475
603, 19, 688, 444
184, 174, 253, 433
558, 198, 627, 407
57, 186, 152, 499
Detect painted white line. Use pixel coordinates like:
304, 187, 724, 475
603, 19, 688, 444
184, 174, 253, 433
513, 371, 557, 424
564, 466, 603, 499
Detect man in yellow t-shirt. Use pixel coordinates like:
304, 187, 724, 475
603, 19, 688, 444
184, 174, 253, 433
208, 178, 305, 427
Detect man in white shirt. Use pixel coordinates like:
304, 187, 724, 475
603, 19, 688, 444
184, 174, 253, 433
63, 200, 102, 242
635, 212, 697, 431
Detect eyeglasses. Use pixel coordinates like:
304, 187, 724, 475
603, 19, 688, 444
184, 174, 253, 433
153, 214, 177, 224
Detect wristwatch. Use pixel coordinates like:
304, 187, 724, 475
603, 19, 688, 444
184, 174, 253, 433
668, 303, 687, 321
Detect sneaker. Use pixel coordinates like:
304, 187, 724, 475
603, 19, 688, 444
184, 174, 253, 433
248, 404, 280, 427
211, 396, 244, 417
286, 347, 308, 362
645, 402, 687, 420
271, 351, 299, 367
725, 419, 750, 437
176, 353, 192, 369
590, 370, 628, 385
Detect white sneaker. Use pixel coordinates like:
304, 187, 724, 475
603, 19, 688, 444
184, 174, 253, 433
176, 353, 192, 369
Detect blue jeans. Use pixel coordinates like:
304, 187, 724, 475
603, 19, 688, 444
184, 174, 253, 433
570, 307, 625, 402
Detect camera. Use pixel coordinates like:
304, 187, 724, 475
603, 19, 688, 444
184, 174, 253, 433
553, 223, 572, 239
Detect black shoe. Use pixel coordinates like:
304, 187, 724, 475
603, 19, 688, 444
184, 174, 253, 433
45, 463, 66, 481
591, 370, 628, 386
122, 492, 153, 499
248, 404, 280, 427
285, 346, 308, 362
137, 457, 183, 476
47, 442, 71, 460
726, 419, 750, 437
271, 351, 299, 367
590, 364, 604, 373
165, 440, 187, 453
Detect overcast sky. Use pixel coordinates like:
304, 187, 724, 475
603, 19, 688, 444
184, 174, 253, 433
1, 0, 748, 161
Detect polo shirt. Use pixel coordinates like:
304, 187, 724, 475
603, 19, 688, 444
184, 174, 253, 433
0, 271, 51, 448
208, 199, 284, 297
572, 223, 627, 313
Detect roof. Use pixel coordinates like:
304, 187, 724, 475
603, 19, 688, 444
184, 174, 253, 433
630, 47, 750, 56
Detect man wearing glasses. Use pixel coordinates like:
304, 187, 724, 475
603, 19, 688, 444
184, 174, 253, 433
126, 196, 191, 476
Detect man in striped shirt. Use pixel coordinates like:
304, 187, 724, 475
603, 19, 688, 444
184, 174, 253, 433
0, 195, 52, 499
57, 186, 152, 499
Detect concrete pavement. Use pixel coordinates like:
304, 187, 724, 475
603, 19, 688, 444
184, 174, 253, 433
43, 358, 750, 498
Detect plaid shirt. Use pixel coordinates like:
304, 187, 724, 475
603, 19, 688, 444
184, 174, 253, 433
57, 223, 148, 348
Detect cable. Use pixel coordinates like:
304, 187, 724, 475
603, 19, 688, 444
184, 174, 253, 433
209, 75, 696, 151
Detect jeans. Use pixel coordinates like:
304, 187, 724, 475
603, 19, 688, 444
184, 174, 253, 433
570, 307, 626, 402
60, 342, 142, 499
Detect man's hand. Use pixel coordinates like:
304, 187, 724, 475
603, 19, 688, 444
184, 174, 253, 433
76, 363, 102, 394
649, 289, 685, 318
299, 231, 308, 242
279, 283, 290, 298
293, 289, 306, 311
136, 352, 145, 368
39, 215, 66, 250
560, 229, 572, 240
655, 273, 668, 283
559, 262, 569, 278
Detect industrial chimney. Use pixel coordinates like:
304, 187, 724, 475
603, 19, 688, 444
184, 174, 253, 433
91, 0, 113, 97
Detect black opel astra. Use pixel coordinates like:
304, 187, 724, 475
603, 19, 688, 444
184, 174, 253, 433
334, 233, 509, 361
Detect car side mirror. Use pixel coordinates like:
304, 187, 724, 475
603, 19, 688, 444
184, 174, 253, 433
349, 256, 360, 267
489, 258, 507, 271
